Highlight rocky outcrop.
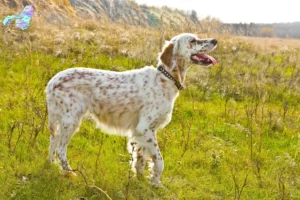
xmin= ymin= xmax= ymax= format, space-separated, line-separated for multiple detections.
xmin=69 ymin=0 xmax=148 ymax=25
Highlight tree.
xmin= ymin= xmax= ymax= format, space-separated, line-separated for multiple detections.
xmin=261 ymin=27 xmax=275 ymax=37
xmin=189 ymin=10 xmax=199 ymax=24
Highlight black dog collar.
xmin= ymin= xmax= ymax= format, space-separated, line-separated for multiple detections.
xmin=157 ymin=65 xmax=184 ymax=90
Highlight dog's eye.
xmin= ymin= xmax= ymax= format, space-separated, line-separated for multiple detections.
xmin=190 ymin=38 xmax=196 ymax=43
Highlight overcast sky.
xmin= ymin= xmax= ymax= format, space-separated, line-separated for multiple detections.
xmin=135 ymin=0 xmax=300 ymax=23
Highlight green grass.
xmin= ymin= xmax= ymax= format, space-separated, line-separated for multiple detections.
xmin=1 ymin=25 xmax=300 ymax=199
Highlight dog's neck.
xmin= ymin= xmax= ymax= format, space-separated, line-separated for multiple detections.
xmin=158 ymin=57 xmax=188 ymax=90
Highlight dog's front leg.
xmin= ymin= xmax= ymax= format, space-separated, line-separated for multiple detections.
xmin=129 ymin=128 xmax=164 ymax=187
xmin=128 ymin=143 xmax=147 ymax=177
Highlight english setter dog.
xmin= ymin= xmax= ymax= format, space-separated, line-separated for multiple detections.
xmin=46 ymin=33 xmax=217 ymax=187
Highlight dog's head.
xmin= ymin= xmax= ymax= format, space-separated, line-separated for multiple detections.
xmin=160 ymin=33 xmax=217 ymax=69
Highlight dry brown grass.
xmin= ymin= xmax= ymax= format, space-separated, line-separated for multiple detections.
xmin=236 ymin=36 xmax=300 ymax=51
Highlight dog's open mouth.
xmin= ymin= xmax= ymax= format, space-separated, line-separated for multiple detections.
xmin=191 ymin=54 xmax=217 ymax=66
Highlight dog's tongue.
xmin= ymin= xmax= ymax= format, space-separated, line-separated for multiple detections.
xmin=206 ymin=55 xmax=217 ymax=66
xmin=193 ymin=54 xmax=217 ymax=66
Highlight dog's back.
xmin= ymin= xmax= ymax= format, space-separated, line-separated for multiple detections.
xmin=46 ymin=66 xmax=170 ymax=136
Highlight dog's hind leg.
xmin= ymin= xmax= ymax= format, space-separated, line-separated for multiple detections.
xmin=56 ymin=114 xmax=83 ymax=172
xmin=48 ymin=115 xmax=60 ymax=164
xmin=49 ymin=131 xmax=60 ymax=164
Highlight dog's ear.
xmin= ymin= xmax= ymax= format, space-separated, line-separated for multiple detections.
xmin=160 ymin=42 xmax=174 ymax=68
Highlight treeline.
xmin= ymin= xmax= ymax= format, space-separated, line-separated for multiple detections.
xmin=223 ymin=22 xmax=300 ymax=38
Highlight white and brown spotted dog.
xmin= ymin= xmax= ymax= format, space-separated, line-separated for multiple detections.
xmin=46 ymin=33 xmax=217 ymax=187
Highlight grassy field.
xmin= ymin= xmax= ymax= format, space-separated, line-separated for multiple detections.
xmin=237 ymin=36 xmax=300 ymax=51
xmin=1 ymin=22 xmax=300 ymax=200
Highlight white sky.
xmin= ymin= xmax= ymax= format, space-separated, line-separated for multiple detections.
xmin=135 ymin=0 xmax=300 ymax=23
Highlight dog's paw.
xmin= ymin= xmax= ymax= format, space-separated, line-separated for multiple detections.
xmin=65 ymin=171 xmax=77 ymax=179
xmin=150 ymin=179 xmax=164 ymax=188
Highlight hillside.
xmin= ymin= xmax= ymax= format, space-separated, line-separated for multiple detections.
xmin=1 ymin=0 xmax=300 ymax=38
xmin=0 ymin=0 xmax=201 ymax=28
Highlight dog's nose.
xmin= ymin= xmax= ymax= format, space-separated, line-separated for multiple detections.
xmin=211 ymin=39 xmax=218 ymax=46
